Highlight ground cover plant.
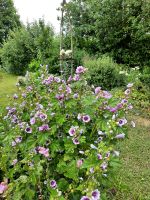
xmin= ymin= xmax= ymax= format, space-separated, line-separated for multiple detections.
xmin=0 ymin=65 xmax=134 ymax=200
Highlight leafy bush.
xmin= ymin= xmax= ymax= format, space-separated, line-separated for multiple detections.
xmin=84 ymin=56 xmax=127 ymax=90
xmin=126 ymin=66 xmax=150 ymax=116
xmin=64 ymin=0 xmax=150 ymax=68
xmin=140 ymin=66 xmax=150 ymax=88
xmin=0 ymin=65 xmax=133 ymax=199
xmin=0 ymin=19 xmax=59 ymax=75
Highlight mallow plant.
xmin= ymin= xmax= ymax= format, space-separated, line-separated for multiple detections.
xmin=0 ymin=65 xmax=134 ymax=200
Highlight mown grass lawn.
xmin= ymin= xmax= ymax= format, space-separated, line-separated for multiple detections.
xmin=0 ymin=71 xmax=17 ymax=107
xmin=113 ymin=116 xmax=150 ymax=200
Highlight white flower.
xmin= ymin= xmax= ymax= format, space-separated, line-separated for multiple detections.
xmin=60 ymin=49 xmax=65 ymax=56
xmin=90 ymin=144 xmax=98 ymax=150
xmin=65 ymin=50 xmax=72 ymax=56
xmin=119 ymin=71 xmax=126 ymax=74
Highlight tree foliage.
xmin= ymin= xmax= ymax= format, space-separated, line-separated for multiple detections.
xmin=0 ymin=19 xmax=59 ymax=75
xmin=64 ymin=0 xmax=150 ymax=67
xmin=0 ymin=0 xmax=21 ymax=45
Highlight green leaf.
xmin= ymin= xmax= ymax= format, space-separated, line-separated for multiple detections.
xmin=64 ymin=160 xmax=78 ymax=180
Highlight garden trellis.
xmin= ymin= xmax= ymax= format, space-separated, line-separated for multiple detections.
xmin=58 ymin=0 xmax=74 ymax=80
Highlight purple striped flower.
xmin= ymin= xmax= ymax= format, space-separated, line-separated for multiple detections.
xmin=25 ymin=127 xmax=32 ymax=133
xmin=77 ymin=159 xmax=83 ymax=168
xmin=73 ymin=93 xmax=78 ymax=99
xmin=82 ymin=115 xmax=90 ymax=123
xmin=56 ymin=93 xmax=65 ymax=101
xmin=66 ymin=86 xmax=72 ymax=94
xmin=91 ymin=189 xmax=100 ymax=200
xmin=80 ymin=196 xmax=90 ymax=200
xmin=97 ymin=153 xmax=102 ymax=160
xmin=22 ymin=93 xmax=26 ymax=98
xmin=95 ymin=87 xmax=101 ymax=94
xmin=0 ymin=182 xmax=8 ymax=194
xmin=125 ymin=89 xmax=130 ymax=95
xmin=102 ymin=91 xmax=112 ymax=99
xmin=30 ymin=117 xmax=36 ymax=125
xmin=12 ymin=159 xmax=18 ymax=165
xmin=69 ymin=127 xmax=76 ymax=136
xmin=115 ymin=133 xmax=125 ymax=139
xmin=73 ymin=74 xmax=80 ymax=81
xmin=12 ymin=141 xmax=16 ymax=147
xmin=118 ymin=118 xmax=127 ymax=127
xmin=54 ymin=77 xmax=61 ymax=83
xmin=101 ymin=162 xmax=108 ymax=170
xmin=73 ymin=138 xmax=80 ymax=145
xmin=76 ymin=66 xmax=86 ymax=74
xmin=50 ymin=180 xmax=57 ymax=189
xmin=38 ymin=124 xmax=49 ymax=132
xmin=38 ymin=147 xmax=49 ymax=157
xmin=39 ymin=113 xmax=47 ymax=121
xmin=15 ymin=136 xmax=22 ymax=143
xmin=13 ymin=94 xmax=18 ymax=99
xmin=26 ymin=86 xmax=33 ymax=92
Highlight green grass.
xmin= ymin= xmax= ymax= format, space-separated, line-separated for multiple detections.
xmin=0 ymin=71 xmax=17 ymax=107
xmin=113 ymin=116 xmax=150 ymax=200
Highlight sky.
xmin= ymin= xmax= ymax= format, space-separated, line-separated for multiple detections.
xmin=13 ymin=0 xmax=68 ymax=33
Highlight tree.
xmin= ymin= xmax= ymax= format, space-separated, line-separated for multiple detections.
xmin=64 ymin=0 xmax=150 ymax=67
xmin=0 ymin=0 xmax=21 ymax=45
xmin=0 ymin=19 xmax=59 ymax=75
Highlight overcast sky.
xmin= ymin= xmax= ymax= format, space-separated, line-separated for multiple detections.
xmin=13 ymin=0 xmax=68 ymax=33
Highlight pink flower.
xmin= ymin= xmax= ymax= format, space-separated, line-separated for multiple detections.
xmin=125 ymin=89 xmax=130 ymax=95
xmin=13 ymin=94 xmax=18 ymax=99
xmin=73 ymin=138 xmax=80 ymax=145
xmin=117 ymin=118 xmax=127 ymax=127
xmin=77 ymin=159 xmax=83 ymax=168
xmin=73 ymin=74 xmax=80 ymax=81
xmin=102 ymin=91 xmax=112 ymax=99
xmin=12 ymin=159 xmax=18 ymax=165
xmin=25 ymin=127 xmax=32 ymax=133
xmin=39 ymin=113 xmax=47 ymax=121
xmin=95 ymin=87 xmax=101 ymax=94
xmin=38 ymin=147 xmax=49 ymax=157
xmin=56 ymin=93 xmax=65 ymax=101
xmin=97 ymin=154 xmax=102 ymax=160
xmin=69 ymin=127 xmax=76 ymax=136
xmin=66 ymin=86 xmax=72 ymax=94
xmin=76 ymin=66 xmax=87 ymax=74
xmin=91 ymin=189 xmax=100 ymax=200
xmin=80 ymin=196 xmax=90 ymax=200
xmin=0 ymin=182 xmax=8 ymax=194
xmin=30 ymin=117 xmax=36 ymax=125
xmin=115 ymin=133 xmax=125 ymax=139
xmin=38 ymin=124 xmax=49 ymax=132
xmin=50 ymin=180 xmax=57 ymax=188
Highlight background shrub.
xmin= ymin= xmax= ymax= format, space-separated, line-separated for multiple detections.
xmin=0 ymin=19 xmax=59 ymax=75
xmin=84 ymin=55 xmax=127 ymax=90
xmin=140 ymin=66 xmax=150 ymax=88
